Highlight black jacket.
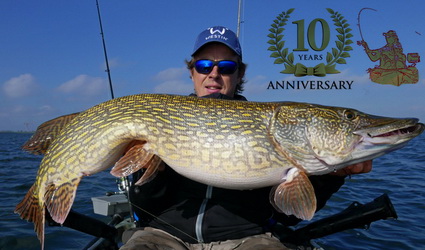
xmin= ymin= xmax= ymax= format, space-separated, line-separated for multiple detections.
xmin=129 ymin=93 xmax=345 ymax=243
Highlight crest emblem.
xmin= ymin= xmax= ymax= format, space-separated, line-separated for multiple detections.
xmin=267 ymin=8 xmax=354 ymax=77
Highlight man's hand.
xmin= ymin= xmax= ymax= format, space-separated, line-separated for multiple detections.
xmin=331 ymin=160 xmax=373 ymax=176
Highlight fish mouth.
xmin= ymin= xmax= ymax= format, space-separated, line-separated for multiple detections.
xmin=354 ymin=118 xmax=424 ymax=145
xmin=369 ymin=124 xmax=423 ymax=138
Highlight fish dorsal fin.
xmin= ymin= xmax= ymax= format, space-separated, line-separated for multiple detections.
xmin=270 ymin=169 xmax=316 ymax=220
xmin=22 ymin=113 xmax=80 ymax=155
xmin=44 ymin=177 xmax=81 ymax=225
xmin=110 ymin=141 xmax=163 ymax=183
xmin=14 ymin=184 xmax=46 ymax=249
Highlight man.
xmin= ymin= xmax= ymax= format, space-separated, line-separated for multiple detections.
xmin=121 ymin=26 xmax=372 ymax=249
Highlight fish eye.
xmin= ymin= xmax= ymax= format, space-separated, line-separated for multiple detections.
xmin=343 ymin=110 xmax=356 ymax=120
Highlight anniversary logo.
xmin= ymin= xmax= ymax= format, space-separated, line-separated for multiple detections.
xmin=266 ymin=7 xmax=420 ymax=90
xmin=267 ymin=8 xmax=354 ymax=90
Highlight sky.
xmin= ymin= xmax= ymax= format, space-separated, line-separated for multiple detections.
xmin=1 ymin=0 xmax=424 ymax=131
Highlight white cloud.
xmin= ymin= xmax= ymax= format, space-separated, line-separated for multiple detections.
xmin=36 ymin=105 xmax=55 ymax=115
xmin=154 ymin=80 xmax=193 ymax=95
xmin=2 ymin=74 xmax=37 ymax=98
xmin=243 ymin=75 xmax=269 ymax=95
xmin=99 ymin=58 xmax=120 ymax=71
xmin=153 ymin=67 xmax=188 ymax=82
xmin=57 ymin=74 xmax=107 ymax=96
xmin=11 ymin=105 xmax=26 ymax=113
xmin=152 ymin=67 xmax=193 ymax=94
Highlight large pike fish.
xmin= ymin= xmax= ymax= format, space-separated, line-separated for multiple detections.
xmin=15 ymin=94 xmax=424 ymax=249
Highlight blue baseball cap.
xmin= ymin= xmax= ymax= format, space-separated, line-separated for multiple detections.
xmin=192 ymin=26 xmax=242 ymax=58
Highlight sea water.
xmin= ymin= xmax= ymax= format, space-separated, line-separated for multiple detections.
xmin=0 ymin=132 xmax=424 ymax=249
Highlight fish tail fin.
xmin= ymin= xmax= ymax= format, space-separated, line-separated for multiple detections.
xmin=44 ymin=177 xmax=81 ymax=224
xmin=270 ymin=170 xmax=317 ymax=220
xmin=14 ymin=184 xmax=46 ymax=250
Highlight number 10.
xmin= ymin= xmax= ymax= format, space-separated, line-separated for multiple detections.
xmin=292 ymin=18 xmax=330 ymax=51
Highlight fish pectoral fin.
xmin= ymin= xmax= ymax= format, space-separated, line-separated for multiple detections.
xmin=44 ymin=177 xmax=81 ymax=225
xmin=14 ymin=184 xmax=46 ymax=249
xmin=110 ymin=141 xmax=162 ymax=178
xmin=134 ymin=155 xmax=163 ymax=185
xmin=270 ymin=169 xmax=317 ymax=220
xmin=22 ymin=113 xmax=80 ymax=155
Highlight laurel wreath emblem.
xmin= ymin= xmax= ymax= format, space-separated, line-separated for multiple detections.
xmin=267 ymin=8 xmax=354 ymax=76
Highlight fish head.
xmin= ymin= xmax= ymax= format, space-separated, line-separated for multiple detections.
xmin=272 ymin=103 xmax=424 ymax=173
xmin=348 ymin=113 xmax=424 ymax=164
xmin=310 ymin=106 xmax=423 ymax=164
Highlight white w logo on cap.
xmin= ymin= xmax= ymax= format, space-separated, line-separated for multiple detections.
xmin=209 ymin=28 xmax=226 ymax=35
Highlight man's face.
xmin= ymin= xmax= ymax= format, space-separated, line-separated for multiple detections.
xmin=191 ymin=43 xmax=241 ymax=97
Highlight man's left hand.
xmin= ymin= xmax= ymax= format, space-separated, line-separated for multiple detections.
xmin=331 ymin=160 xmax=373 ymax=176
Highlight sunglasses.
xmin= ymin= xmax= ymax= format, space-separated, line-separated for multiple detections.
xmin=194 ymin=60 xmax=238 ymax=75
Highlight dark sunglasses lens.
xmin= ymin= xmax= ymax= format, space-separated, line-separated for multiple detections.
xmin=195 ymin=60 xmax=214 ymax=74
xmin=195 ymin=60 xmax=238 ymax=74
xmin=218 ymin=61 xmax=238 ymax=74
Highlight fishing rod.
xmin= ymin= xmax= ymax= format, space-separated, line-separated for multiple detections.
xmin=96 ymin=0 xmax=134 ymax=221
xmin=96 ymin=0 xmax=115 ymax=99
xmin=236 ymin=0 xmax=243 ymax=37
xmin=95 ymin=0 xmax=135 ymax=225
xmin=357 ymin=8 xmax=377 ymax=44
